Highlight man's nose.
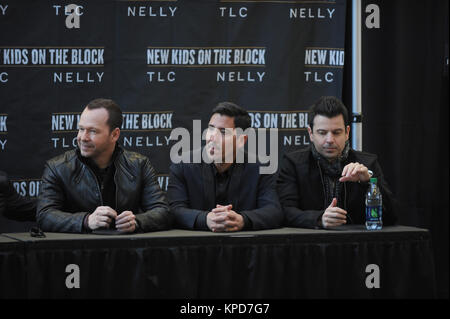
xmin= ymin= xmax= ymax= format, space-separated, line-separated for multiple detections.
xmin=325 ymin=132 xmax=334 ymax=143
xmin=207 ymin=128 xmax=219 ymax=142
xmin=79 ymin=130 xmax=89 ymax=141
xmin=206 ymin=131 xmax=213 ymax=142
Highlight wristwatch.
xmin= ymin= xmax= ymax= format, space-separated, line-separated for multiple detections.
xmin=368 ymin=170 xmax=374 ymax=178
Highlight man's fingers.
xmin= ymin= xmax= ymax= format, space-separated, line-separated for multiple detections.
xmin=341 ymin=165 xmax=349 ymax=177
xmin=116 ymin=211 xmax=134 ymax=224
xmin=115 ymin=218 xmax=135 ymax=226
xmin=216 ymin=204 xmax=232 ymax=208
xmin=212 ymin=207 xmax=228 ymax=213
xmin=349 ymin=163 xmax=359 ymax=175
xmin=97 ymin=206 xmax=118 ymax=219
xmin=116 ymin=222 xmax=135 ymax=233
xmin=98 ymin=215 xmax=112 ymax=223
xmin=351 ymin=164 xmax=363 ymax=176
xmin=212 ymin=205 xmax=232 ymax=213
xmin=96 ymin=221 xmax=110 ymax=228
xmin=327 ymin=206 xmax=347 ymax=215
xmin=116 ymin=216 xmax=135 ymax=226
xmin=342 ymin=163 xmax=357 ymax=177
xmin=326 ymin=212 xmax=347 ymax=220
xmin=323 ymin=215 xmax=347 ymax=228
xmin=328 ymin=198 xmax=338 ymax=208
xmin=116 ymin=212 xmax=136 ymax=233
xmin=116 ymin=221 xmax=133 ymax=229
xmin=211 ymin=223 xmax=225 ymax=232
xmin=341 ymin=162 xmax=368 ymax=180
xmin=211 ymin=214 xmax=227 ymax=223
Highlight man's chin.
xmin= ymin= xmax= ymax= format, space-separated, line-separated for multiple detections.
xmin=79 ymin=149 xmax=94 ymax=158
xmin=322 ymin=153 xmax=338 ymax=161
xmin=321 ymin=150 xmax=339 ymax=160
xmin=206 ymin=153 xmax=221 ymax=163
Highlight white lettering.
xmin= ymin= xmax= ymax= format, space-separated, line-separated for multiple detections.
xmin=127 ymin=6 xmax=177 ymax=17
xmin=53 ymin=72 xmax=104 ymax=83
xmin=0 ymin=72 xmax=7 ymax=82
xmin=146 ymin=71 xmax=176 ymax=82
xmin=0 ymin=4 xmax=8 ymax=15
xmin=216 ymin=71 xmax=265 ymax=82
xmin=0 ymin=139 xmax=6 ymax=150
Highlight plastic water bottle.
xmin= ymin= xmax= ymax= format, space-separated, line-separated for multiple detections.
xmin=365 ymin=177 xmax=383 ymax=230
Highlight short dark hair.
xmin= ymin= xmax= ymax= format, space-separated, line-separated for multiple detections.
xmin=308 ymin=96 xmax=349 ymax=130
xmin=211 ymin=102 xmax=251 ymax=130
xmin=86 ymin=98 xmax=122 ymax=131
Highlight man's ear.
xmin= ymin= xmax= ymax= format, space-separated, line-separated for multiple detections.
xmin=236 ymin=134 xmax=248 ymax=149
xmin=307 ymin=126 xmax=314 ymax=141
xmin=111 ymin=127 xmax=120 ymax=142
xmin=345 ymin=125 xmax=350 ymax=141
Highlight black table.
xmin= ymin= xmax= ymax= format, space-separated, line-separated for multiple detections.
xmin=0 ymin=226 xmax=436 ymax=298
xmin=0 ymin=234 xmax=26 ymax=298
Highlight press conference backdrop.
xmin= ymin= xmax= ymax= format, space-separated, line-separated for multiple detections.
xmin=0 ymin=0 xmax=346 ymax=223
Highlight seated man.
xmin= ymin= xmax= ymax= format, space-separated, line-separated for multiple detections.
xmin=277 ymin=96 xmax=397 ymax=228
xmin=0 ymin=171 xmax=36 ymax=221
xmin=168 ymin=102 xmax=283 ymax=232
xmin=37 ymin=98 xmax=170 ymax=233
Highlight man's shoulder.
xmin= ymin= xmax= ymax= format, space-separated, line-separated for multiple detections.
xmin=283 ymin=147 xmax=311 ymax=163
xmin=121 ymin=148 xmax=149 ymax=163
xmin=349 ymin=149 xmax=378 ymax=164
xmin=46 ymin=149 xmax=78 ymax=168
xmin=169 ymin=148 xmax=204 ymax=169
xmin=119 ymin=148 xmax=157 ymax=174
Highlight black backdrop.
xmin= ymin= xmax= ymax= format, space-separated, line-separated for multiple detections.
xmin=0 ymin=0 xmax=346 ymax=228
xmin=0 ymin=0 xmax=448 ymax=298
xmin=352 ymin=0 xmax=448 ymax=298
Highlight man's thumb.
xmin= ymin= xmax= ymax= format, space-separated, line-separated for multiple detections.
xmin=329 ymin=198 xmax=337 ymax=208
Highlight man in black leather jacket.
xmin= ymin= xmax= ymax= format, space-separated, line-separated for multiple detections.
xmin=0 ymin=171 xmax=36 ymax=221
xmin=277 ymin=96 xmax=397 ymax=229
xmin=37 ymin=98 xmax=170 ymax=233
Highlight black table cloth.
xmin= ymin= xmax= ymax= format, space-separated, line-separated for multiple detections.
xmin=0 ymin=226 xmax=436 ymax=298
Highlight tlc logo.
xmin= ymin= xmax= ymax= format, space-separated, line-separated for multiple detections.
xmin=53 ymin=4 xmax=83 ymax=29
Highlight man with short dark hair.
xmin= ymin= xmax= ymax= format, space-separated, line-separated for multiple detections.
xmin=37 ymin=98 xmax=170 ymax=233
xmin=277 ymin=96 xmax=397 ymax=228
xmin=168 ymin=102 xmax=283 ymax=232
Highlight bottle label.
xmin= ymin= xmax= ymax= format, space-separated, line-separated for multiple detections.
xmin=366 ymin=206 xmax=382 ymax=221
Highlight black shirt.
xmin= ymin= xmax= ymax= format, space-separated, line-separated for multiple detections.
xmin=79 ymin=147 xmax=119 ymax=230
xmin=194 ymin=163 xmax=251 ymax=230
xmin=213 ymin=163 xmax=234 ymax=206
xmin=89 ymin=162 xmax=116 ymax=209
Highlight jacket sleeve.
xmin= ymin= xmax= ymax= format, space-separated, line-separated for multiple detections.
xmin=0 ymin=171 xmax=36 ymax=222
xmin=167 ymin=163 xmax=209 ymax=230
xmin=277 ymin=155 xmax=323 ymax=229
xmin=37 ymin=162 xmax=88 ymax=233
xmin=135 ymin=158 xmax=172 ymax=232
xmin=239 ymin=172 xmax=284 ymax=230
